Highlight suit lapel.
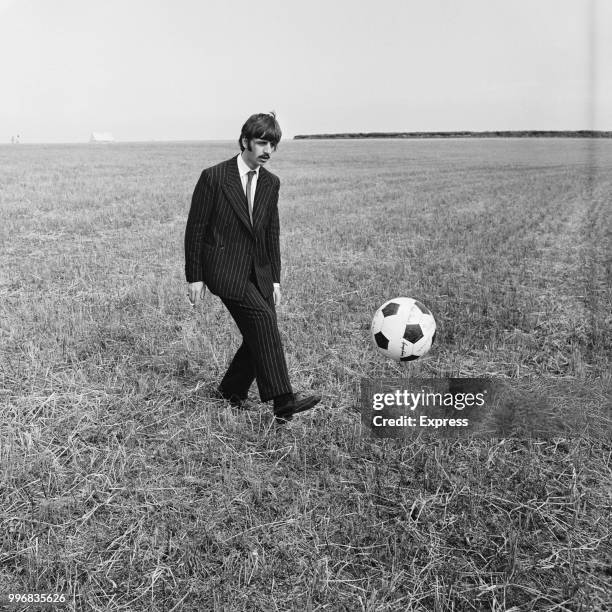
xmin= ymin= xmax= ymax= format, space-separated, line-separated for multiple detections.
xmin=252 ymin=169 xmax=273 ymax=230
xmin=221 ymin=157 xmax=253 ymax=234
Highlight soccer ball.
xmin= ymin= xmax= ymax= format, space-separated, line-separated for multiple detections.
xmin=371 ymin=297 xmax=436 ymax=361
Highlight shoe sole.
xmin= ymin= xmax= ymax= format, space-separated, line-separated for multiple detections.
xmin=274 ymin=397 xmax=321 ymax=423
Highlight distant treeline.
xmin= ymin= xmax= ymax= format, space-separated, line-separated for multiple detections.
xmin=294 ymin=131 xmax=612 ymax=140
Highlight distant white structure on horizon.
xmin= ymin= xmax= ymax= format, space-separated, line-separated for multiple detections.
xmin=89 ymin=132 xmax=115 ymax=143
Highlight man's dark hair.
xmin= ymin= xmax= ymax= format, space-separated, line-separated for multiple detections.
xmin=239 ymin=112 xmax=282 ymax=151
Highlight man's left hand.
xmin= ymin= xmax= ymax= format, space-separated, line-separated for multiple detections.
xmin=273 ymin=284 xmax=281 ymax=307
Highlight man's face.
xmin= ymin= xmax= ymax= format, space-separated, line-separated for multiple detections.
xmin=241 ymin=137 xmax=274 ymax=169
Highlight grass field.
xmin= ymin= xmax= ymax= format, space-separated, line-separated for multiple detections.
xmin=0 ymin=138 xmax=610 ymax=611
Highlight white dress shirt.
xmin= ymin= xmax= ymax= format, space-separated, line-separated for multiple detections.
xmin=237 ymin=153 xmax=259 ymax=203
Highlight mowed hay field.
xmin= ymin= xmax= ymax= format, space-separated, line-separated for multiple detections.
xmin=0 ymin=138 xmax=610 ymax=611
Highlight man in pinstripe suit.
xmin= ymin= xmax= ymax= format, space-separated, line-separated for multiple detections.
xmin=184 ymin=112 xmax=321 ymax=424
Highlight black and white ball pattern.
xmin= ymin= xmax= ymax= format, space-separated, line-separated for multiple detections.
xmin=371 ymin=297 xmax=437 ymax=361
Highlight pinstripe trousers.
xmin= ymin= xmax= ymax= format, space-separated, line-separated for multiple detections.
xmin=219 ymin=274 xmax=292 ymax=403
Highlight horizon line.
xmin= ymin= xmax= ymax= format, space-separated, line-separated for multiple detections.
xmin=4 ymin=129 xmax=612 ymax=145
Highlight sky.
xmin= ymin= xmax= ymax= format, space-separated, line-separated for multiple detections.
xmin=0 ymin=0 xmax=610 ymax=142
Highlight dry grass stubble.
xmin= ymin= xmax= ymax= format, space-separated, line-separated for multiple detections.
xmin=0 ymin=139 xmax=610 ymax=610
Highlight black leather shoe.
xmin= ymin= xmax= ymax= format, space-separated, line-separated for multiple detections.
xmin=274 ymin=394 xmax=321 ymax=424
xmin=214 ymin=387 xmax=247 ymax=409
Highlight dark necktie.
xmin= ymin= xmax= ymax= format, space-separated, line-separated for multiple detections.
xmin=246 ymin=170 xmax=255 ymax=225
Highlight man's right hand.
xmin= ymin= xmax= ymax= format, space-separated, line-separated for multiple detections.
xmin=187 ymin=281 xmax=205 ymax=307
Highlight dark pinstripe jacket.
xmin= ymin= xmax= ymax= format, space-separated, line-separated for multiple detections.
xmin=184 ymin=156 xmax=281 ymax=300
